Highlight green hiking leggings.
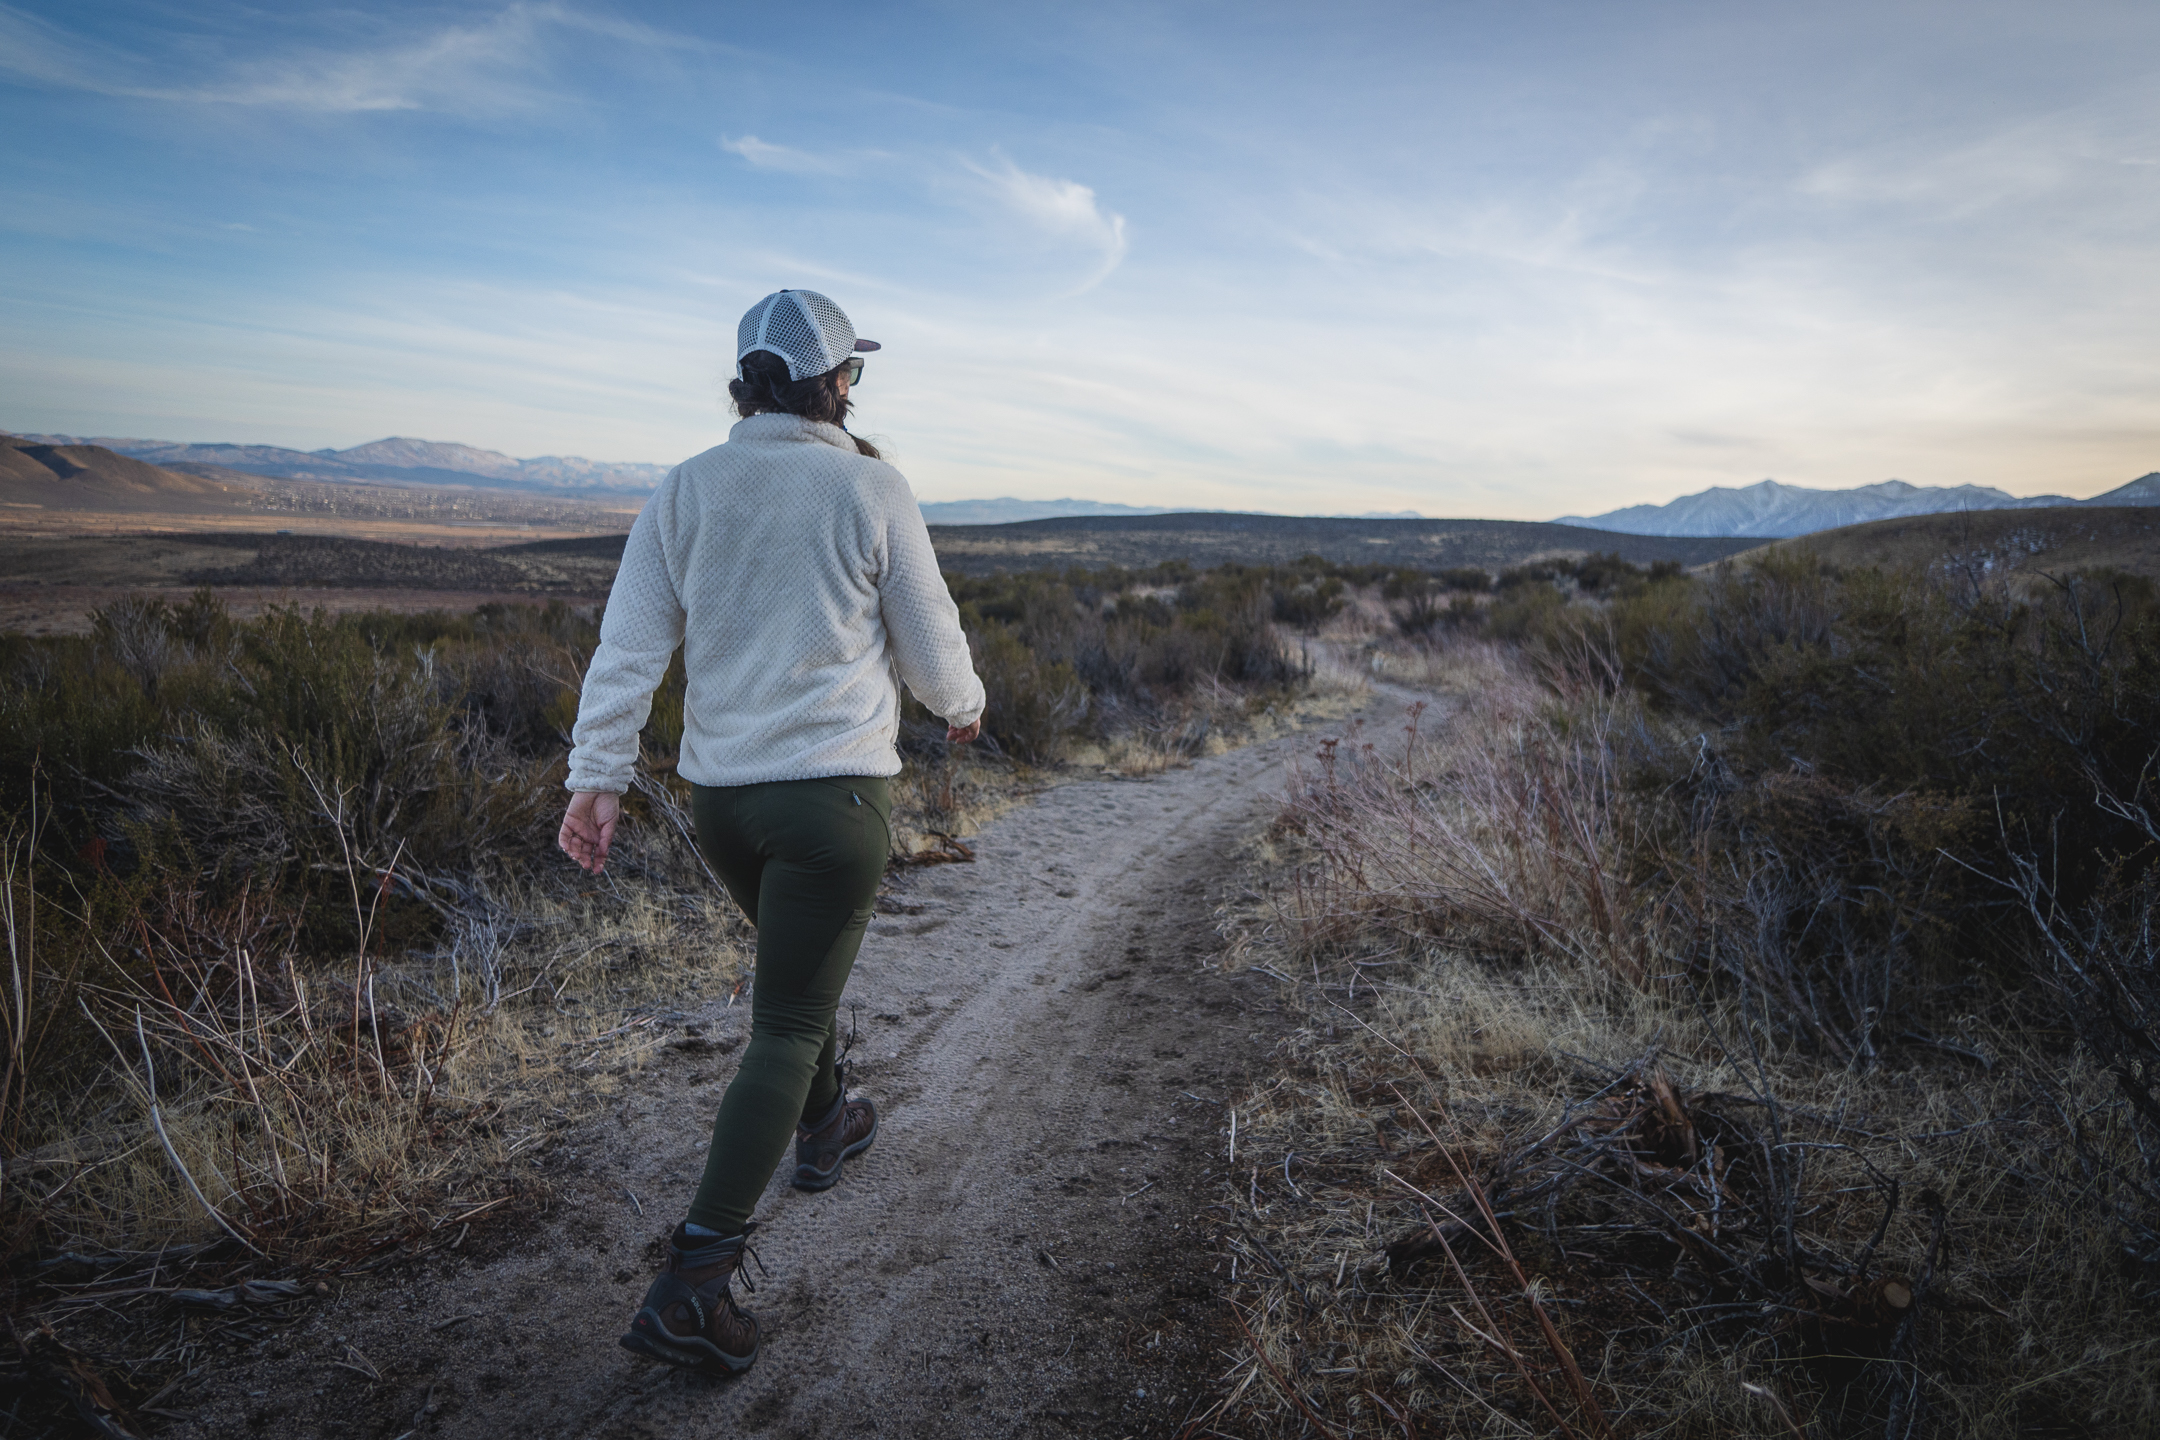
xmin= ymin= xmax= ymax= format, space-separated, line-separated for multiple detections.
xmin=684 ymin=775 xmax=890 ymax=1235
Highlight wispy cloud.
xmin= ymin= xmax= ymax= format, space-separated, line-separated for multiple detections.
xmin=185 ymin=10 xmax=555 ymax=114
xmin=719 ymin=134 xmax=846 ymax=174
xmin=0 ymin=3 xmax=133 ymax=95
xmin=968 ymin=156 xmax=1129 ymax=292
xmin=0 ymin=2 xmax=702 ymax=115
xmin=1798 ymin=85 xmax=2160 ymax=220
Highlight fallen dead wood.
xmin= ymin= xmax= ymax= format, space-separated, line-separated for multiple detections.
xmin=891 ymin=831 xmax=976 ymax=868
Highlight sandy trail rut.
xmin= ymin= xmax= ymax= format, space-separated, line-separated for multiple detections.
xmin=179 ymin=697 xmax=1389 ymax=1439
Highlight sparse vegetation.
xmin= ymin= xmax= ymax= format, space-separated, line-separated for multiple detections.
xmin=921 ymin=513 xmax=1759 ymax=577
xmin=1207 ymin=555 xmax=2160 ymax=1438
xmin=25 ymin=544 xmax=2156 ymax=1434
xmin=1755 ymin=504 xmax=2160 ymax=582
xmin=0 ymin=593 xmax=764 ymax=1431
xmin=0 ymin=559 xmax=1362 ymax=1428
xmin=933 ymin=558 xmax=1376 ymax=768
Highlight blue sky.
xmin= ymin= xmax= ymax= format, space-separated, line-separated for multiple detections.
xmin=2 ymin=2 xmax=2156 ymax=518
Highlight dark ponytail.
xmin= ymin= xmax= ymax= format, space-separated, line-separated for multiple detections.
xmin=728 ymin=350 xmax=882 ymax=459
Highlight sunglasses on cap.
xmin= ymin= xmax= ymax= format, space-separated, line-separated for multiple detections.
xmin=839 ymin=357 xmax=864 ymax=385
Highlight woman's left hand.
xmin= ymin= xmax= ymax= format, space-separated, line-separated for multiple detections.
xmin=559 ymin=790 xmax=622 ymax=874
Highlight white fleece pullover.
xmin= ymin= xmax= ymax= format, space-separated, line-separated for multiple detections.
xmin=565 ymin=413 xmax=985 ymax=793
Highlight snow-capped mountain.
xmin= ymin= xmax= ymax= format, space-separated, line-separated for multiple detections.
xmin=1555 ymin=476 xmax=2160 ymax=538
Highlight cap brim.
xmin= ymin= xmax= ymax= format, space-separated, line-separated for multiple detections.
xmin=853 ymin=339 xmax=881 ymax=352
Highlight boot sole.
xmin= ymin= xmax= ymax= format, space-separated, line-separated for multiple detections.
xmin=619 ymin=1308 xmax=758 ymax=1375
xmin=791 ymin=1113 xmax=879 ymax=1191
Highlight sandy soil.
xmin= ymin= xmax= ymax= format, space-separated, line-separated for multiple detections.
xmin=159 ymin=694 xmax=1397 ymax=1439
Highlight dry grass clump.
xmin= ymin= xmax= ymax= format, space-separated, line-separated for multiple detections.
xmin=2 ymin=784 xmax=746 ymax=1243
xmin=1 ymin=780 xmax=748 ymax=1432
xmin=1199 ymin=640 xmax=2159 ymax=1439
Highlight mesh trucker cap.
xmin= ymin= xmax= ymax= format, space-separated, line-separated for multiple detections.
xmin=736 ymin=289 xmax=881 ymax=381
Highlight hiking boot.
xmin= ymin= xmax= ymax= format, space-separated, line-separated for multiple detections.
xmin=619 ymin=1225 xmax=761 ymax=1374
xmin=792 ymin=1081 xmax=878 ymax=1191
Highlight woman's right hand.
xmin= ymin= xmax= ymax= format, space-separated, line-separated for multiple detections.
xmin=947 ymin=718 xmax=981 ymax=744
xmin=559 ymin=790 xmax=622 ymax=875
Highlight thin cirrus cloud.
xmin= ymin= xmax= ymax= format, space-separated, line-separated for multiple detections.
xmin=966 ymin=156 xmax=1129 ymax=293
xmin=1798 ymin=83 xmax=2160 ymax=221
xmin=716 ymin=136 xmax=1131 ymax=294
xmin=719 ymin=134 xmax=848 ymax=175
xmin=177 ymin=13 xmax=554 ymax=114
xmin=0 ymin=1 xmax=701 ymax=114
xmin=0 ymin=3 xmax=155 ymax=96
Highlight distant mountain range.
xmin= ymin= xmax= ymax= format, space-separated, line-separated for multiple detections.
xmin=11 ymin=432 xmax=670 ymax=495
xmin=916 ymin=497 xmax=1425 ymax=524
xmin=917 ymin=497 xmax=1180 ymax=524
xmin=1558 ymin=475 xmax=2160 ymax=538
xmin=3 ymin=431 xmax=1431 ymax=522
xmin=59 ymin=426 xmax=2148 ymax=542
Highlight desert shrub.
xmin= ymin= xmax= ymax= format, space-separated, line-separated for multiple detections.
xmin=1272 ymin=575 xmax=1345 ymax=630
xmin=1495 ymin=559 xmax=1571 ymax=591
xmin=1609 ymin=559 xmax=2160 ymax=980
xmin=1384 ymin=567 xmax=1490 ymax=599
xmin=1539 ymin=554 xmax=2160 ymax=1272
xmin=939 ymin=559 xmax=1308 ymax=757
xmin=0 ymin=634 xmax=159 ymax=845
xmin=1379 ymin=569 xmax=1425 ymax=601
xmin=1395 ymin=588 xmax=1445 ymax=636
xmin=1483 ymin=579 xmax=1568 ymax=643
xmin=1185 ymin=577 xmax=1297 ymax=687
xmin=968 ymin=627 xmax=1087 ymax=763
xmin=1571 ymin=549 xmax=1640 ymax=593
xmin=1224 ymin=639 xmax=2160 ymax=1439
xmin=3 ymin=597 xmax=603 ymax=939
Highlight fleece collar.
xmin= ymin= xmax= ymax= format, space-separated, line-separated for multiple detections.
xmin=728 ymin=412 xmax=858 ymax=453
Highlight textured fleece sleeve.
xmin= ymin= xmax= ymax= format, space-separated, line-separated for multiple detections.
xmin=880 ymin=487 xmax=985 ymax=726
xmin=566 ymin=496 xmax=685 ymax=793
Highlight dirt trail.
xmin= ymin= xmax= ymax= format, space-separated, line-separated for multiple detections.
xmin=175 ymin=693 xmax=1397 ymax=1439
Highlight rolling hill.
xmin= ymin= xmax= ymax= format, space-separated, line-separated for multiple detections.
xmin=0 ymin=436 xmax=244 ymax=512
xmin=513 ymin=512 xmax=1762 ymax=577
xmin=916 ymin=512 xmax=1760 ymax=575
xmin=0 ymin=432 xmax=647 ymax=542
xmin=1750 ymin=505 xmax=2160 ymax=580
xmin=917 ymin=497 xmax=1184 ymax=524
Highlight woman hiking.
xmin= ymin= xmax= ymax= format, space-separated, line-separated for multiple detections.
xmin=555 ymin=288 xmax=986 ymax=1376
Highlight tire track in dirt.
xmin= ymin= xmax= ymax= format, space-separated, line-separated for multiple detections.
xmin=174 ymin=692 xmax=1397 ymax=1440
